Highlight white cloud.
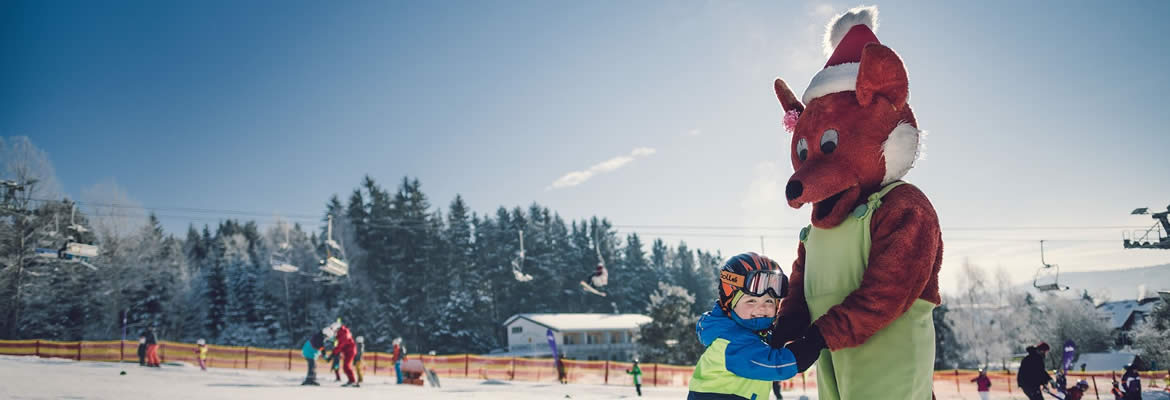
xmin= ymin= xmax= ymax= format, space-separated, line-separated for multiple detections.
xmin=547 ymin=147 xmax=657 ymax=190
xmin=631 ymin=147 xmax=657 ymax=157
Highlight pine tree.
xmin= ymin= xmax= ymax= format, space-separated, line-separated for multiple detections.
xmin=637 ymin=282 xmax=704 ymax=365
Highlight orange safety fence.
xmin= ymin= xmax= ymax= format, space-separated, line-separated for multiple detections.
xmin=4 ymin=339 xmax=1169 ymax=394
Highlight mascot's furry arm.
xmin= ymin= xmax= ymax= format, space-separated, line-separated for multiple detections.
xmin=817 ymin=185 xmax=941 ymax=350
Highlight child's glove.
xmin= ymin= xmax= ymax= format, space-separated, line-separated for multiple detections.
xmin=783 ymin=325 xmax=826 ymax=373
xmin=769 ymin=313 xmax=811 ymax=348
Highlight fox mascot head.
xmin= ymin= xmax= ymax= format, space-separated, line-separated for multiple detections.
xmin=774 ymin=6 xmax=922 ymax=229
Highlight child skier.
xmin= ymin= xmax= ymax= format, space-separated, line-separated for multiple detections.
xmin=971 ymin=369 xmax=992 ymax=400
xmin=353 ymin=336 xmax=365 ymax=384
xmin=301 ymin=322 xmax=337 ymax=386
xmin=1062 ymin=379 xmax=1089 ymax=400
xmin=625 ymin=358 xmax=643 ymax=396
xmin=688 ymin=253 xmax=822 ymax=400
xmin=392 ymin=338 xmax=407 ymax=384
xmin=195 ymin=339 xmax=208 ymax=371
xmin=136 ymin=335 xmax=147 ymax=366
xmin=327 ymin=340 xmax=341 ymax=382
xmin=1111 ymin=379 xmax=1126 ymax=400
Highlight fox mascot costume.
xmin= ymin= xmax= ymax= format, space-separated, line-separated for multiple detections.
xmin=770 ymin=6 xmax=943 ymax=400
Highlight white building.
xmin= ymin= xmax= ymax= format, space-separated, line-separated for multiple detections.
xmin=502 ymin=313 xmax=651 ymax=361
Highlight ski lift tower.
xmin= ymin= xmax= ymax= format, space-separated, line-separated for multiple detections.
xmin=1 ymin=180 xmax=27 ymax=213
xmin=1123 ymin=204 xmax=1170 ymax=249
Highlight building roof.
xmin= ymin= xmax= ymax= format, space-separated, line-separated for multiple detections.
xmin=504 ymin=313 xmax=652 ymax=332
xmin=1097 ymin=299 xmax=1161 ymax=330
xmin=1074 ymin=352 xmax=1137 ymax=372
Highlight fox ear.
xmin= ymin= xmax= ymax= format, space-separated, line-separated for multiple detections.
xmin=774 ymin=78 xmax=804 ymax=114
xmin=855 ymin=43 xmax=909 ymax=108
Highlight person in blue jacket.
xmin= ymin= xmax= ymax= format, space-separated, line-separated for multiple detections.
xmin=688 ymin=253 xmax=822 ymax=400
xmin=301 ymin=322 xmax=338 ymax=386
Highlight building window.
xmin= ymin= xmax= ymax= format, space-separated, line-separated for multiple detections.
xmin=511 ymin=326 xmax=522 ymax=334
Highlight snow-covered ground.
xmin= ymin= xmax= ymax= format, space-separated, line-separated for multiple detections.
xmin=0 ymin=355 xmax=691 ymax=400
xmin=1 ymin=355 xmax=1166 ymax=400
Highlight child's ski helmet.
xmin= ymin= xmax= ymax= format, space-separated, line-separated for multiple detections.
xmin=717 ymin=252 xmax=787 ymax=312
xmin=196 ymin=339 xmax=206 ymax=345
xmin=356 ymin=336 xmax=364 ymax=343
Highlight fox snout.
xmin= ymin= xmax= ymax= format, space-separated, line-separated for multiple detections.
xmin=785 ymin=180 xmax=803 ymax=202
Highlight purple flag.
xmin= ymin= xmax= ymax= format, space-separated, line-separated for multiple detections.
xmin=547 ymin=329 xmax=560 ymax=361
xmin=1061 ymin=340 xmax=1077 ymax=373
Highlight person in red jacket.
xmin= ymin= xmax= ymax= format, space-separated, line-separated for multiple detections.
xmin=334 ymin=323 xmax=358 ymax=387
xmin=1062 ymin=380 xmax=1089 ymax=400
xmin=970 ymin=369 xmax=993 ymax=400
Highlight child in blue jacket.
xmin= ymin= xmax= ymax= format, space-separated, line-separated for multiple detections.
xmin=688 ymin=253 xmax=822 ymax=400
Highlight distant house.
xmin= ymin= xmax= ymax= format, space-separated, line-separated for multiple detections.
xmin=501 ymin=313 xmax=652 ymax=361
xmin=1096 ymin=296 xmax=1164 ymax=346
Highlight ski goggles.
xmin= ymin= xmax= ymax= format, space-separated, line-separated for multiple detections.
xmin=720 ymin=269 xmax=788 ymax=299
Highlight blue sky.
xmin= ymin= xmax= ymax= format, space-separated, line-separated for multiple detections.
xmin=4 ymin=1 xmax=1168 ymax=296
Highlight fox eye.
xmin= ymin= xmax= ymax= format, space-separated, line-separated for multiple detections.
xmin=796 ymin=138 xmax=809 ymax=161
xmin=821 ymin=129 xmax=839 ymax=154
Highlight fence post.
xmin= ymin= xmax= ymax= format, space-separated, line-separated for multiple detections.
xmin=604 ymin=360 xmax=609 ymax=384
xmin=954 ymin=369 xmax=960 ymax=392
xmin=511 ymin=357 xmax=517 ymax=381
xmin=802 ymin=371 xmax=807 ymax=392
xmin=373 ymin=353 xmax=378 ymax=375
xmin=465 ymin=354 xmax=470 ymax=378
xmin=244 ymin=347 xmax=249 ymax=369
xmin=1090 ymin=375 xmax=1099 ymax=400
xmin=653 ymin=363 xmax=658 ymax=387
xmin=35 ymin=340 xmax=40 ymax=357
xmin=120 ymin=340 xmax=124 ymax=363
xmin=76 ymin=342 xmax=82 ymax=361
xmin=287 ymin=349 xmax=292 ymax=370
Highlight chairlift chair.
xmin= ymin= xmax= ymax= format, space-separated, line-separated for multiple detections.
xmin=271 ymin=256 xmax=300 ymax=273
xmin=1124 ymin=204 xmax=1170 ymax=249
xmin=510 ymin=229 xmax=533 ymax=282
xmin=317 ymin=215 xmax=349 ymax=277
xmin=1033 ymin=240 xmax=1068 ymax=292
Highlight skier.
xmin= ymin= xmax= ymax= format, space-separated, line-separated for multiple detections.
xmin=625 ymin=358 xmax=642 ymax=396
xmin=142 ymin=326 xmax=161 ymax=368
xmin=392 ymin=338 xmax=408 ymax=384
xmin=136 ymin=335 xmax=147 ymax=366
xmin=1060 ymin=379 xmax=1089 ymax=400
xmin=688 ymin=253 xmax=820 ymax=400
xmin=580 ymin=263 xmax=608 ymax=296
xmin=1054 ymin=370 xmax=1068 ymax=396
xmin=353 ymin=336 xmax=365 ymax=384
xmin=327 ymin=339 xmax=341 ymax=382
xmin=335 ymin=323 xmax=358 ymax=387
xmin=1122 ymin=364 xmax=1142 ymax=400
xmin=301 ymin=323 xmax=337 ymax=386
xmin=1111 ymin=380 xmax=1126 ymax=400
xmin=195 ymin=339 xmax=208 ymax=371
xmin=971 ymin=368 xmax=992 ymax=400
xmin=1018 ymin=342 xmax=1053 ymax=400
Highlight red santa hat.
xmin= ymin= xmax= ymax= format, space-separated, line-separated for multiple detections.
xmin=802 ymin=6 xmax=882 ymax=104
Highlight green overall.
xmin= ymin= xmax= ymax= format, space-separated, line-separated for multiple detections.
xmin=800 ymin=181 xmax=935 ymax=400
